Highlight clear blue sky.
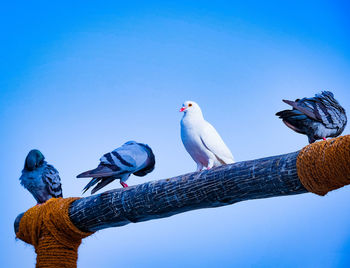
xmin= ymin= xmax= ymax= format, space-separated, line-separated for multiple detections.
xmin=1 ymin=1 xmax=350 ymax=267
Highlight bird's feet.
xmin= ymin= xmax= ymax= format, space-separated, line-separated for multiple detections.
xmin=196 ymin=163 xmax=204 ymax=172
xmin=323 ymin=137 xmax=327 ymax=141
xmin=120 ymin=182 xmax=129 ymax=188
xmin=207 ymin=159 xmax=214 ymax=170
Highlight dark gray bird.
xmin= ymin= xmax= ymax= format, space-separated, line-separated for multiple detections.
xmin=19 ymin=149 xmax=63 ymax=204
xmin=276 ymin=91 xmax=347 ymax=143
xmin=77 ymin=141 xmax=155 ymax=194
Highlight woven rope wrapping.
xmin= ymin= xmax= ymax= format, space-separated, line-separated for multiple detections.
xmin=16 ymin=198 xmax=94 ymax=268
xmin=297 ymin=135 xmax=350 ymax=196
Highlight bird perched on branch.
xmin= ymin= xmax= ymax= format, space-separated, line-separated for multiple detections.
xmin=77 ymin=141 xmax=155 ymax=194
xmin=180 ymin=101 xmax=235 ymax=171
xmin=276 ymin=91 xmax=347 ymax=143
xmin=19 ymin=149 xmax=63 ymax=204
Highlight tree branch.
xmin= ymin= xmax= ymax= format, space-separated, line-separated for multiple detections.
xmin=15 ymin=150 xmax=307 ymax=233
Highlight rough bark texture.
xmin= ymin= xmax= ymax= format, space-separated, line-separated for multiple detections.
xmin=15 ymin=151 xmax=307 ymax=233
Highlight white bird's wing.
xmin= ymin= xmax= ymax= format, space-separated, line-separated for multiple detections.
xmin=200 ymin=121 xmax=234 ymax=164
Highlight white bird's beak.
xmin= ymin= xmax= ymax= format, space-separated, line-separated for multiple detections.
xmin=180 ymin=107 xmax=187 ymax=112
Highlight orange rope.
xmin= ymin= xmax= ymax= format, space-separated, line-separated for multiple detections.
xmin=297 ymin=135 xmax=350 ymax=196
xmin=16 ymin=198 xmax=94 ymax=268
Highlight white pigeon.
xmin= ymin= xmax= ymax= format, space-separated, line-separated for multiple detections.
xmin=180 ymin=101 xmax=235 ymax=171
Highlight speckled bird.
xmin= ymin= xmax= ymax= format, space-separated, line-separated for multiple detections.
xmin=77 ymin=141 xmax=155 ymax=194
xmin=19 ymin=149 xmax=63 ymax=204
xmin=276 ymin=91 xmax=347 ymax=143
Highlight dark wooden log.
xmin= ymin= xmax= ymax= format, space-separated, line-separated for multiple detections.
xmin=15 ymin=150 xmax=307 ymax=233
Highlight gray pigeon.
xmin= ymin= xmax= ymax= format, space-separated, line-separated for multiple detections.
xmin=276 ymin=91 xmax=347 ymax=143
xmin=77 ymin=141 xmax=155 ymax=194
xmin=19 ymin=149 xmax=63 ymax=204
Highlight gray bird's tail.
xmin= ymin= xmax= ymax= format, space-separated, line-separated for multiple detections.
xmin=82 ymin=177 xmax=119 ymax=195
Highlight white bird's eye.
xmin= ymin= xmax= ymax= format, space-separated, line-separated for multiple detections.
xmin=188 ymin=103 xmax=192 ymax=107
